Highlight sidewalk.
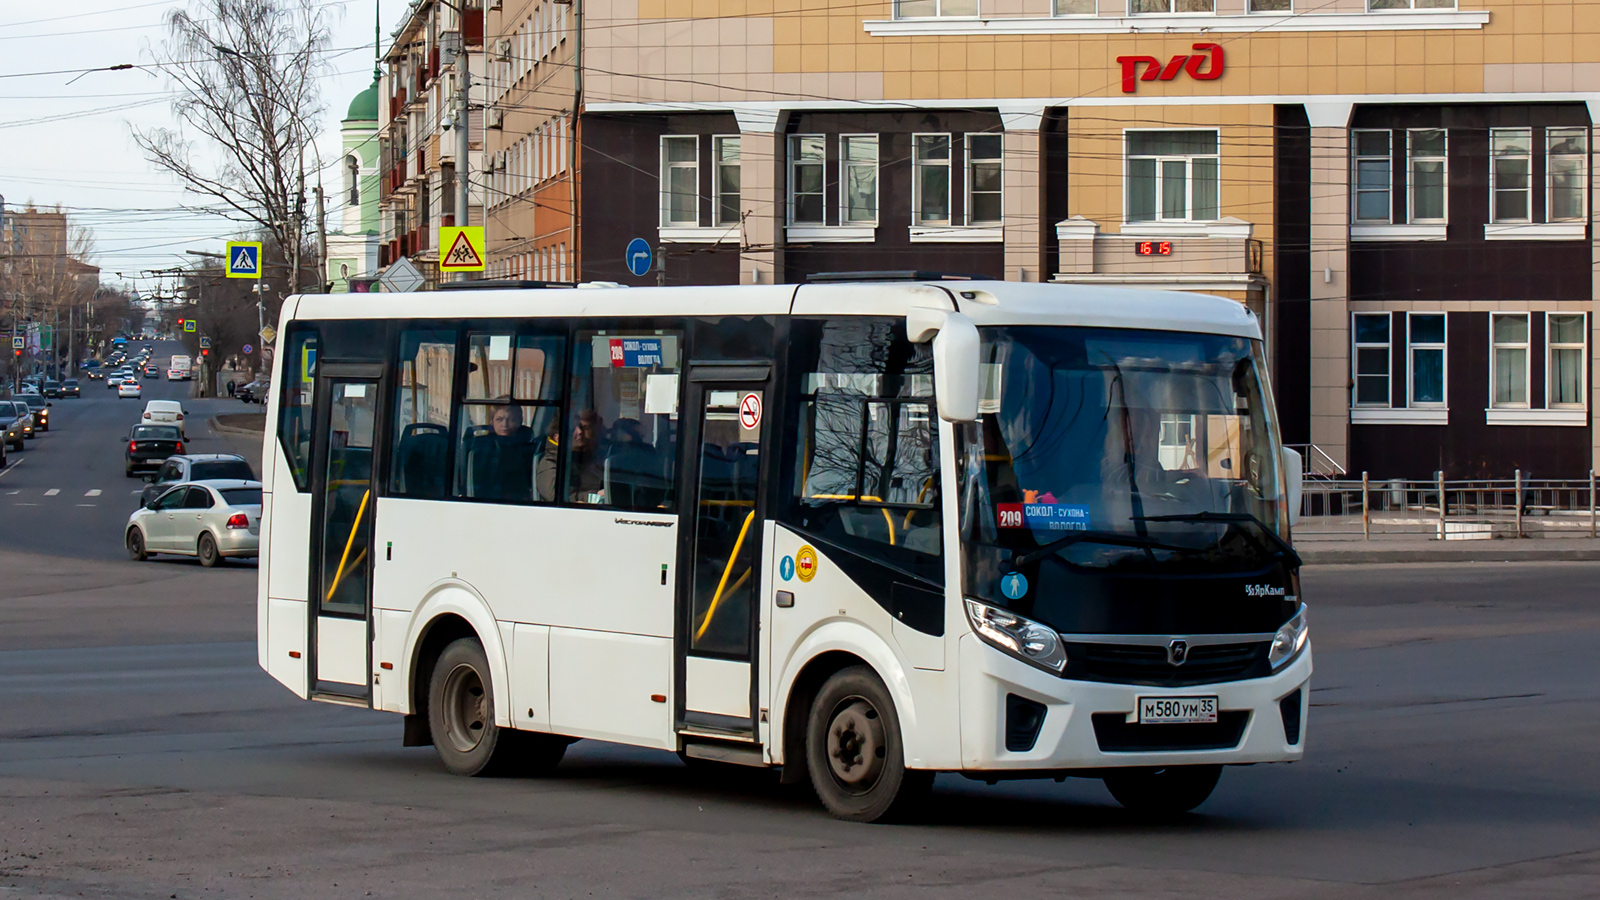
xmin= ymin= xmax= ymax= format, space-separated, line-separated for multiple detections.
xmin=1298 ymin=534 xmax=1600 ymax=564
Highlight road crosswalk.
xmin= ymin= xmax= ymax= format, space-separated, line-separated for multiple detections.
xmin=7 ymin=487 xmax=145 ymax=506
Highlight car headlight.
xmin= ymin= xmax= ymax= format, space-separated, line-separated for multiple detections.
xmin=964 ymin=599 xmax=1068 ymax=675
xmin=1268 ymin=607 xmax=1309 ymax=669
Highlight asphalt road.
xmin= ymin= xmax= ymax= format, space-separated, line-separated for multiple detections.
xmin=0 ymin=376 xmax=1595 ymax=897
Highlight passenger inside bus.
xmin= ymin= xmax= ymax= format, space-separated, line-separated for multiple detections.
xmin=464 ymin=403 xmax=538 ymax=502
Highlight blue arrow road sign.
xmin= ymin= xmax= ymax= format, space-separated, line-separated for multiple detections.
xmin=626 ymin=238 xmax=652 ymax=278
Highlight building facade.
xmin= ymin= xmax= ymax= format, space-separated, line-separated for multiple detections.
xmin=560 ymin=0 xmax=1598 ymax=479
xmin=377 ymin=0 xmax=488 ymax=289
xmin=326 ymin=78 xmax=383 ymax=293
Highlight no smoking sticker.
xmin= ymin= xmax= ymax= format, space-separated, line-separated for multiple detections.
xmin=739 ymin=393 xmax=762 ymax=430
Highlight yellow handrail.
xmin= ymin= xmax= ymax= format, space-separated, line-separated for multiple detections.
xmin=325 ymin=489 xmax=371 ymax=603
xmin=694 ymin=510 xmax=755 ymax=641
xmin=807 ymin=493 xmax=896 ymax=545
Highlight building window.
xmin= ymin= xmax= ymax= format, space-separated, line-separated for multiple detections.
xmin=1352 ymin=313 xmax=1392 ymax=407
xmin=1125 ymin=130 xmax=1219 ymax=223
xmin=346 ymin=155 xmax=360 ymax=206
xmin=660 ymin=136 xmax=698 ymax=226
xmin=789 ymin=135 xmax=825 ymax=225
xmin=713 ymin=136 xmax=741 ymax=227
xmin=913 ymin=134 xmax=952 ymax=225
xmin=1054 ymin=0 xmax=1094 ymax=12
xmin=1407 ymin=313 xmax=1446 ymax=408
xmin=895 ymin=0 xmax=977 ymax=18
xmin=1352 ymin=130 xmax=1392 ymax=223
xmin=1131 ymin=0 xmax=1214 ymax=11
xmin=1548 ymin=313 xmax=1587 ymax=409
xmin=841 ymin=134 xmax=879 ymax=224
xmin=1548 ymin=128 xmax=1589 ymax=224
xmin=1250 ymin=0 xmax=1290 ymax=9
xmin=1369 ymin=0 xmax=1455 ymax=8
xmin=1490 ymin=128 xmax=1531 ymax=224
xmin=1407 ymin=129 xmax=1447 ymax=223
xmin=1491 ymin=313 xmax=1530 ymax=409
xmin=966 ymin=133 xmax=1003 ymax=225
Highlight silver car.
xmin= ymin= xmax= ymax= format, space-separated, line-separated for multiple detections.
xmin=125 ymin=479 xmax=262 ymax=567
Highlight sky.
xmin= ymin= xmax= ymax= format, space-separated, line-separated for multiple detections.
xmin=0 ymin=0 xmax=388 ymax=300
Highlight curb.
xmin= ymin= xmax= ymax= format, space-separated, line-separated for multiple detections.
xmin=207 ymin=415 xmax=266 ymax=438
xmin=1301 ymin=544 xmax=1600 ymax=565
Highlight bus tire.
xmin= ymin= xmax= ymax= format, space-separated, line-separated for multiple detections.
xmin=1103 ymin=765 xmax=1222 ymax=816
xmin=427 ymin=637 xmax=519 ymax=777
xmin=805 ymin=665 xmax=931 ymax=823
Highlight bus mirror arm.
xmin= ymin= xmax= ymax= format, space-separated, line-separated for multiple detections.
xmin=908 ymin=308 xmax=980 ymax=424
xmin=1281 ymin=447 xmax=1303 ymax=528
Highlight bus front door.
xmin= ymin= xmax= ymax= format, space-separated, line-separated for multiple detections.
xmin=308 ymin=372 xmax=383 ymax=702
xmin=677 ymin=375 xmax=769 ymax=741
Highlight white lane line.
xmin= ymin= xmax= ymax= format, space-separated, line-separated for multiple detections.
xmin=76 ymin=503 xmax=96 ymax=507
xmin=85 ymin=489 xmax=102 ymax=497
xmin=0 ymin=458 xmax=22 ymax=479
xmin=13 ymin=502 xmax=37 ymax=506
xmin=5 ymin=490 xmax=17 ymax=496
xmin=44 ymin=488 xmax=59 ymax=496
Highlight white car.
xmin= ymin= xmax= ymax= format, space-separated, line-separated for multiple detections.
xmin=166 ymin=368 xmax=185 ymax=381
xmin=118 ymin=380 xmax=142 ymax=398
xmin=125 ymin=479 xmax=262 ymax=566
xmin=141 ymin=400 xmax=187 ymax=439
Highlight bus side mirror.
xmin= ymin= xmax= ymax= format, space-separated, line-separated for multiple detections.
xmin=908 ymin=307 xmax=980 ymax=424
xmin=1281 ymin=447 xmax=1303 ymax=527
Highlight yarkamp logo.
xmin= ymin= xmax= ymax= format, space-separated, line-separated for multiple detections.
xmin=1245 ymin=584 xmax=1288 ymax=597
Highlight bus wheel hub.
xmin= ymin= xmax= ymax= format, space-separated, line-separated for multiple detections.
xmin=827 ymin=700 xmax=884 ymax=787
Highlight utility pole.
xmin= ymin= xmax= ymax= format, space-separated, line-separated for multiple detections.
xmin=314 ymin=184 xmax=327 ymax=292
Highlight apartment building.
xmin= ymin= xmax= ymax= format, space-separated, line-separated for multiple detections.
xmin=483 ymin=0 xmax=578 ymax=281
xmin=377 ymin=0 xmax=488 ymax=288
xmin=562 ymin=0 xmax=1597 ymax=479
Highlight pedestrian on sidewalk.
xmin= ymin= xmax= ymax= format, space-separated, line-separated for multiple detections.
xmin=226 ymin=379 xmax=236 ymax=397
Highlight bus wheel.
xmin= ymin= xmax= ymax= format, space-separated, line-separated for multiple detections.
xmin=427 ymin=637 xmax=569 ymax=777
xmin=805 ymin=665 xmax=931 ymax=823
xmin=1103 ymin=765 xmax=1222 ymax=816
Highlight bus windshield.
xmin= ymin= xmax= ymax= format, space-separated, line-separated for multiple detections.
xmin=959 ymin=326 xmax=1294 ymax=628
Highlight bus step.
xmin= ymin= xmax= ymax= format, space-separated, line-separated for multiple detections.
xmin=683 ymin=742 xmax=767 ymax=768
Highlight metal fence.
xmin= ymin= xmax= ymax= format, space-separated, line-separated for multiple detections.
xmin=1298 ymin=470 xmax=1600 ymax=540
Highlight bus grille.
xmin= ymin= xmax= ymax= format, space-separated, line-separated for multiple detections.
xmin=1065 ymin=641 xmax=1269 ymax=687
xmin=1091 ymin=711 xmax=1251 ymax=753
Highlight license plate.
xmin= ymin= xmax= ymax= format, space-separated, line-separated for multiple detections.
xmin=1137 ymin=696 xmax=1218 ymax=725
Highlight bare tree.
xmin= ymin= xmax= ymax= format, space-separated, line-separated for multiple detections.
xmin=134 ymin=0 xmax=331 ymax=295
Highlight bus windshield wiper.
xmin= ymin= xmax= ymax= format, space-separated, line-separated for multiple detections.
xmin=1002 ymin=529 xmax=1192 ymax=573
xmin=1130 ymin=512 xmax=1303 ymax=569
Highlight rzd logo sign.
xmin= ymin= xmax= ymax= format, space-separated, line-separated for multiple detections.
xmin=1116 ymin=43 xmax=1225 ymax=94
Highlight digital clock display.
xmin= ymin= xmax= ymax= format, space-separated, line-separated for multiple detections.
xmin=1136 ymin=241 xmax=1173 ymax=256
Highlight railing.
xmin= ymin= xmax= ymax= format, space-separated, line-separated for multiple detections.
xmin=1285 ymin=444 xmax=1346 ymax=478
xmin=1297 ymin=469 xmax=1600 ymax=540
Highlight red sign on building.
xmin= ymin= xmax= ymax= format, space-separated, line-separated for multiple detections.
xmin=1116 ymin=43 xmax=1225 ymax=94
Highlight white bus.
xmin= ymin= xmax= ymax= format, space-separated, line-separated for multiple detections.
xmin=256 ymin=279 xmax=1310 ymax=821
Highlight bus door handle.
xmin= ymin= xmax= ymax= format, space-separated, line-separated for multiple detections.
xmin=776 ymin=591 xmax=795 ymax=608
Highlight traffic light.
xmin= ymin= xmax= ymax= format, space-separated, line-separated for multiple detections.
xmin=201 ymin=349 xmax=209 ymax=357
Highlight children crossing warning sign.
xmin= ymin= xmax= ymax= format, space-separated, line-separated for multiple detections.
xmin=438 ymin=226 xmax=486 ymax=272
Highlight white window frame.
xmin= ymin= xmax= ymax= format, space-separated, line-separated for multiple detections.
xmin=1248 ymin=0 xmax=1291 ymax=10
xmin=660 ymin=135 xmax=699 ymax=227
xmin=1406 ymin=312 xmax=1447 ymax=409
xmin=1129 ymin=0 xmax=1215 ymax=13
xmin=1489 ymin=127 xmax=1532 ymax=225
xmin=1123 ymin=128 xmax=1221 ymax=224
xmin=1547 ymin=312 xmax=1588 ymax=410
xmin=839 ymin=134 xmax=880 ymax=226
xmin=1352 ymin=129 xmax=1393 ymax=225
xmin=1352 ymin=312 xmax=1393 ymax=409
xmin=1368 ymin=0 xmax=1456 ymax=9
xmin=1051 ymin=0 xmax=1095 ymax=14
xmin=1490 ymin=312 xmax=1531 ymax=410
xmin=1547 ymin=127 xmax=1590 ymax=225
xmin=1406 ymin=128 xmax=1448 ymax=225
xmin=965 ymin=132 xmax=1004 ymax=226
xmin=788 ymin=134 xmax=826 ymax=226
xmin=712 ymin=135 xmax=741 ymax=227
xmin=912 ymin=133 xmax=953 ymax=226
xmin=894 ymin=0 xmax=979 ymax=18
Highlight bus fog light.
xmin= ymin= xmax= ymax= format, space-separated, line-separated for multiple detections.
xmin=1268 ymin=608 xmax=1308 ymax=670
xmin=965 ymin=599 xmax=1067 ymax=674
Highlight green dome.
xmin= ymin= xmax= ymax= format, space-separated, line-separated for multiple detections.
xmin=344 ymin=78 xmax=379 ymax=122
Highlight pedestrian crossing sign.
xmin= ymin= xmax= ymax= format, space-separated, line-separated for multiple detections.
xmin=226 ymin=241 xmax=263 ymax=279
xmin=438 ymin=226 xmax=486 ymax=272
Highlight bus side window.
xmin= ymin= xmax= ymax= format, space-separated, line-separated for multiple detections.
xmin=276 ymin=327 xmax=318 ymax=492
xmin=389 ymin=329 xmax=456 ymax=500
xmin=454 ymin=332 xmax=566 ymax=503
xmin=564 ymin=330 xmax=681 ymax=511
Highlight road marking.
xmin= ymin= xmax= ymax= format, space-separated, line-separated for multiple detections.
xmin=76 ymin=503 xmax=96 ymax=507
xmin=44 ymin=488 xmax=59 ymax=496
xmin=13 ymin=502 xmax=37 ymax=506
xmin=85 ymin=489 xmax=101 ymax=497
xmin=5 ymin=490 xmax=17 ymax=495
xmin=0 ymin=457 xmax=21 ymax=479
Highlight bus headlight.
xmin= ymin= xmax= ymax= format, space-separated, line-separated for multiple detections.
xmin=964 ymin=599 xmax=1067 ymax=674
xmin=1268 ymin=607 xmax=1309 ymax=669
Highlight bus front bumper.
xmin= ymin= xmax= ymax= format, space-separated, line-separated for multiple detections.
xmin=955 ymin=632 xmax=1311 ymax=772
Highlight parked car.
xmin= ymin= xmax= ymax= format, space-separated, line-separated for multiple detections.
xmin=125 ymin=424 xmax=185 ymax=477
xmin=237 ymin=379 xmax=270 ymax=403
xmin=17 ymin=392 xmax=48 ymax=431
xmin=141 ymin=400 xmax=187 ymax=439
xmin=140 ymin=454 xmax=257 ymax=507
xmin=0 ymin=400 xmax=29 ymax=452
xmin=118 ymin=380 xmax=142 ymax=399
xmin=126 ymin=479 xmax=262 ymax=566
xmin=60 ymin=379 xmax=80 ymax=397
xmin=41 ymin=380 xmax=60 ymax=398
